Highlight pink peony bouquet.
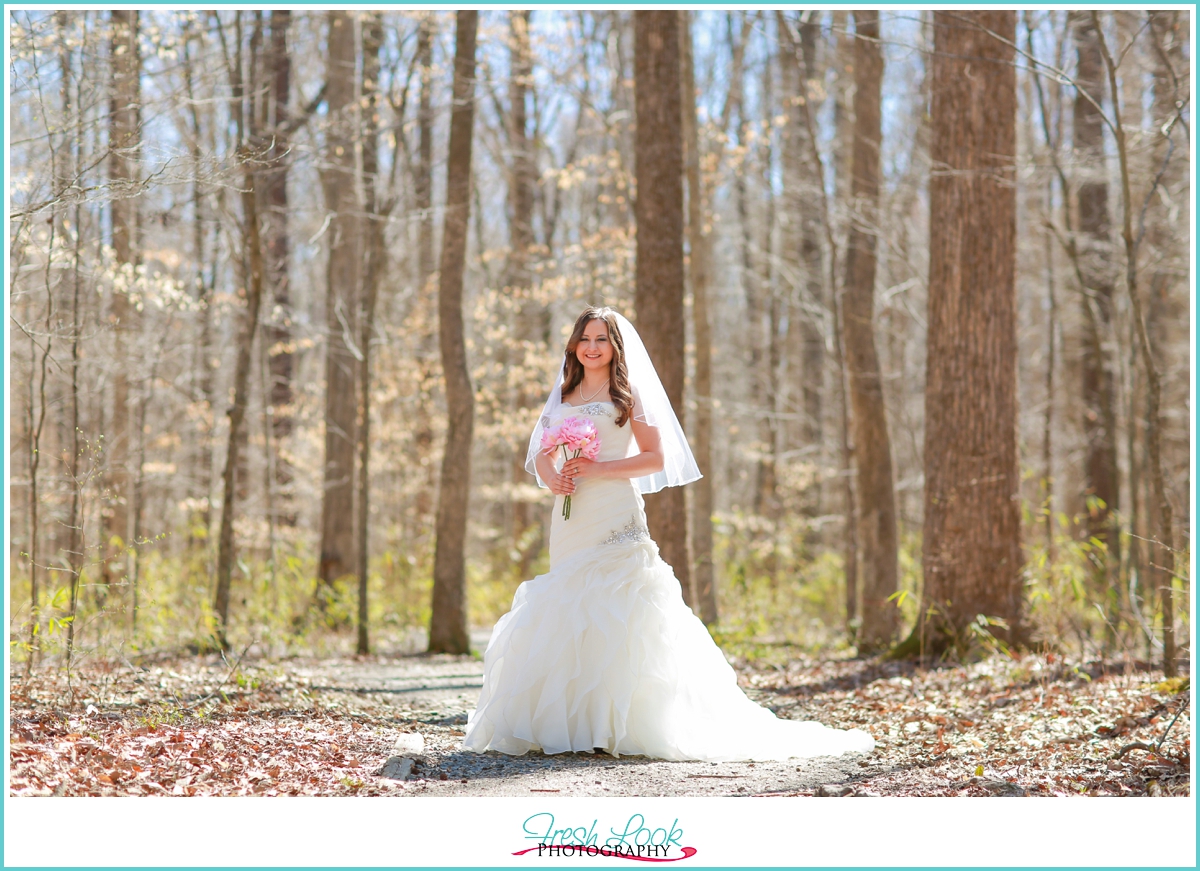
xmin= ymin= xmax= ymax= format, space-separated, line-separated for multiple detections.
xmin=541 ymin=416 xmax=601 ymax=519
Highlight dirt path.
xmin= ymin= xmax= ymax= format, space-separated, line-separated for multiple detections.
xmin=8 ymin=641 xmax=1190 ymax=797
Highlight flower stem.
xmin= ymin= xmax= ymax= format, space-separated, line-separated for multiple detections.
xmin=561 ymin=444 xmax=571 ymax=519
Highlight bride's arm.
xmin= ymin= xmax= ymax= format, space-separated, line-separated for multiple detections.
xmin=561 ymin=419 xmax=664 ymax=480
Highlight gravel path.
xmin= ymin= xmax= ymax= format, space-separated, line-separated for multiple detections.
xmin=292 ymin=634 xmax=875 ymax=797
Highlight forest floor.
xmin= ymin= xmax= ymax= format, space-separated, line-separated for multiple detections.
xmin=7 ymin=637 xmax=1191 ymax=798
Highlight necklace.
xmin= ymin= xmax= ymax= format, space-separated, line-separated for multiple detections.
xmin=579 ymin=378 xmax=610 ymax=403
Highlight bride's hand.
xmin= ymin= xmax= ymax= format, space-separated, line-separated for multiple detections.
xmin=562 ymin=456 xmax=600 ymax=479
xmin=548 ymin=470 xmax=576 ymax=496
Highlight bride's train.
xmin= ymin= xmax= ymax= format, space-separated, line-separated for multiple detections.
xmin=463 ymin=529 xmax=875 ymax=761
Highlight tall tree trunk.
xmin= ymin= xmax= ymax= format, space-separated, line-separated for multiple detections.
xmin=104 ymin=9 xmax=140 ymax=588
xmin=634 ymin=11 xmax=693 ymax=610
xmin=316 ymin=11 xmax=360 ymax=606
xmin=797 ymin=18 xmax=825 ymax=461
xmin=914 ymin=11 xmax=1023 ymax=656
xmin=416 ymin=14 xmax=437 ymax=296
xmin=1071 ymin=12 xmax=1121 ymax=639
xmin=841 ymin=11 xmax=897 ymax=653
xmin=213 ymin=10 xmax=267 ymax=650
xmin=831 ymin=11 xmax=855 ymax=228
xmin=356 ymin=13 xmax=384 ymax=656
xmin=1114 ymin=13 xmax=1144 ymax=644
xmin=1143 ymin=10 xmax=1185 ymax=676
xmin=726 ymin=14 xmax=768 ymax=516
xmin=508 ymin=10 xmax=539 ymax=567
xmin=264 ymin=9 xmax=295 ymax=527
xmin=29 ymin=53 xmax=65 ymax=663
xmin=413 ymin=14 xmax=438 ymax=527
xmin=428 ymin=10 xmax=478 ymax=655
xmin=61 ymin=12 xmax=84 ymax=671
xmin=681 ymin=11 xmax=717 ymax=626
xmin=32 ymin=10 xmax=74 ymax=670
xmin=778 ymin=13 xmax=826 ymax=516
xmin=830 ymin=9 xmax=859 ymax=634
xmin=182 ymin=18 xmax=215 ymax=543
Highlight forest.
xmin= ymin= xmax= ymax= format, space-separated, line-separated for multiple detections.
xmin=7 ymin=9 xmax=1193 ymax=800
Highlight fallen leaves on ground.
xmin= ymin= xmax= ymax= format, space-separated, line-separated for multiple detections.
xmin=735 ymin=651 xmax=1191 ymax=797
xmin=8 ymin=650 xmax=1190 ymax=797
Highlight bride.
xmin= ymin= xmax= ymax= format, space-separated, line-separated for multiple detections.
xmin=463 ymin=306 xmax=874 ymax=762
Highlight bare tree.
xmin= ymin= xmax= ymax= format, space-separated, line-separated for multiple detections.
xmin=103 ymin=9 xmax=141 ymax=588
xmin=831 ymin=11 xmax=860 ymax=635
xmin=428 ymin=10 xmax=479 ymax=655
xmin=213 ymin=10 xmax=269 ymax=649
xmin=355 ymin=12 xmax=385 ymax=655
xmin=777 ymin=13 xmax=825 ymax=483
xmin=263 ymin=9 xmax=295 ymax=527
xmin=181 ymin=15 xmax=215 ymax=542
xmin=411 ymin=13 xmax=438 ymax=527
xmin=316 ymin=11 xmax=361 ymax=607
xmin=841 ymin=11 xmax=897 ymax=652
xmin=726 ymin=14 xmax=770 ymax=516
xmin=681 ymin=10 xmax=717 ymax=626
xmin=1071 ymin=12 xmax=1121 ymax=634
xmin=415 ymin=13 xmax=437 ymax=296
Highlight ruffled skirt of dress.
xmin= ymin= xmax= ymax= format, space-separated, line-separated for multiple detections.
xmin=462 ymin=536 xmax=875 ymax=762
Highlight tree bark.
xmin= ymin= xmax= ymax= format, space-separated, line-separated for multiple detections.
xmin=1071 ymin=12 xmax=1121 ymax=633
xmin=264 ymin=9 xmax=295 ymax=526
xmin=831 ymin=11 xmax=855 ymax=226
xmin=428 ymin=10 xmax=478 ymax=655
xmin=316 ymin=10 xmax=360 ymax=605
xmin=634 ymin=11 xmax=693 ymax=610
xmin=356 ymin=13 xmax=384 ymax=655
xmin=104 ymin=9 xmax=140 ymax=586
xmin=841 ymin=11 xmax=897 ymax=653
xmin=681 ymin=11 xmax=717 ymax=626
xmin=915 ymin=11 xmax=1023 ymax=656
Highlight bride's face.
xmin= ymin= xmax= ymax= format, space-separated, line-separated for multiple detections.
xmin=575 ymin=319 xmax=614 ymax=374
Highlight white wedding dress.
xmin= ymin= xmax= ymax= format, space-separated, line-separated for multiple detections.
xmin=463 ymin=400 xmax=874 ymax=761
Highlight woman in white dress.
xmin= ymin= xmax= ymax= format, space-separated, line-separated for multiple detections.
xmin=463 ymin=306 xmax=873 ymax=762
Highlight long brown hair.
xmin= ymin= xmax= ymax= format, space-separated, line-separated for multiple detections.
xmin=561 ymin=306 xmax=634 ymax=426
